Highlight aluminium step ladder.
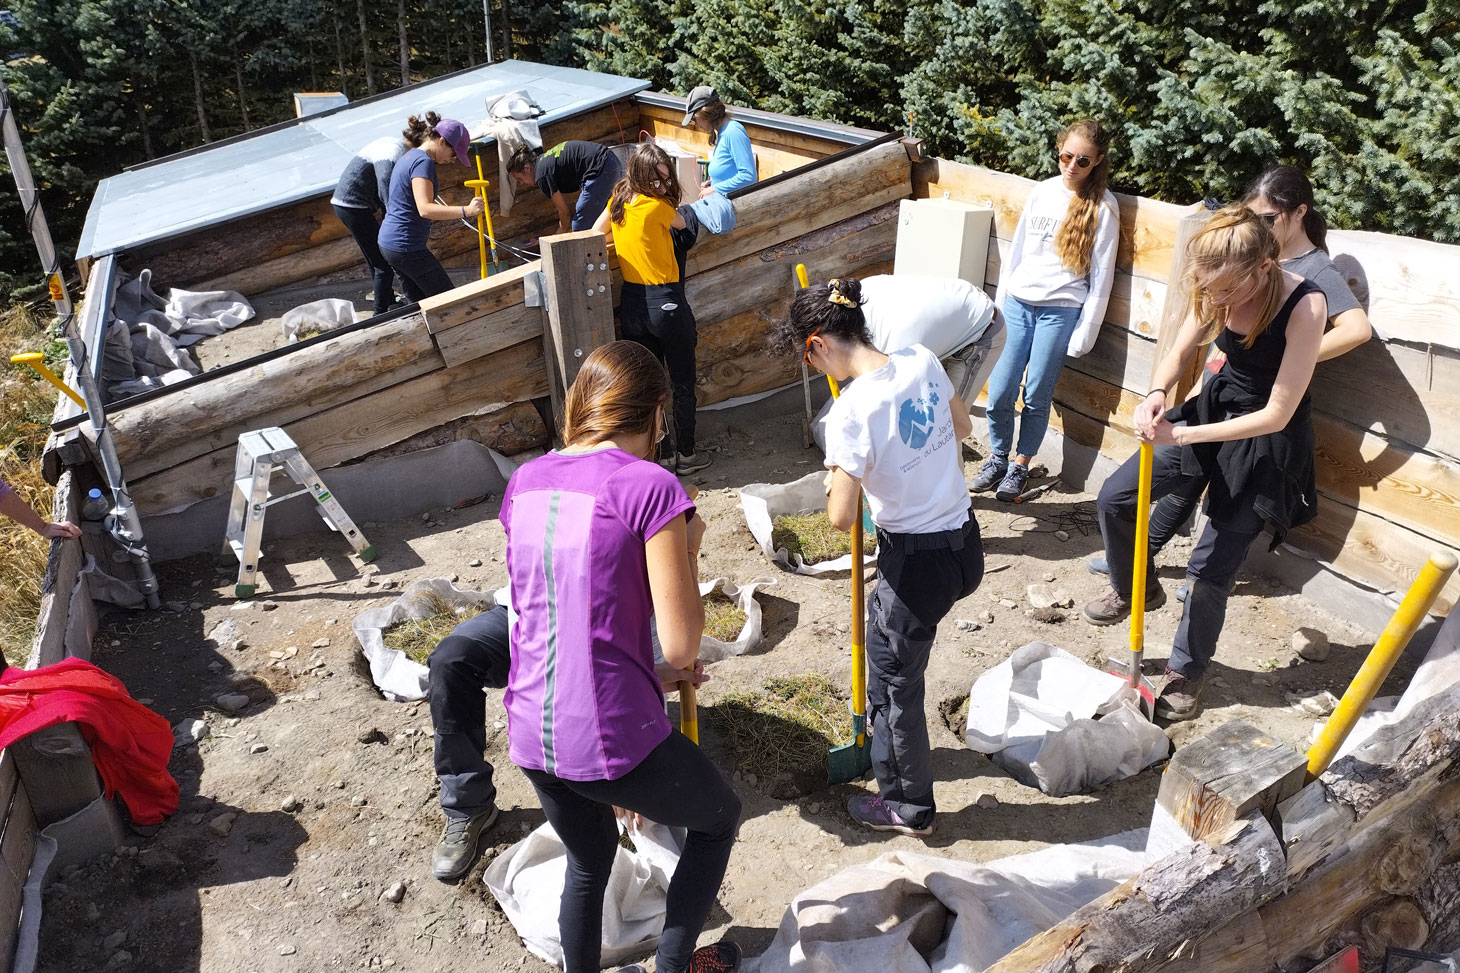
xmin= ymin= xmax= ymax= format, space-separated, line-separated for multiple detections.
xmin=223 ymin=427 xmax=377 ymax=597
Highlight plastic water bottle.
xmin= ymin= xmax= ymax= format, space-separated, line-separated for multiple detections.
xmin=82 ymin=487 xmax=109 ymax=521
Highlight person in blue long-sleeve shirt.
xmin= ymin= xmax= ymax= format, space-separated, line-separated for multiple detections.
xmin=682 ymin=86 xmax=757 ymax=197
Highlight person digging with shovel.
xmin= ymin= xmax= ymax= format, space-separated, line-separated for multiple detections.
xmin=772 ymin=277 xmax=985 ymax=838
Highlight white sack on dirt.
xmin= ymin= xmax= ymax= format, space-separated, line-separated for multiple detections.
xmin=485 ymin=820 xmax=684 ymax=969
xmin=964 ymin=642 xmax=1169 ymax=797
xmin=352 ymin=578 xmax=502 ymax=702
xmin=695 ymin=577 xmax=773 ymax=663
xmin=281 ymin=299 xmax=361 ymax=342
xmin=740 ymin=472 xmax=877 ymax=577
xmin=747 ymin=829 xmax=1146 ymax=973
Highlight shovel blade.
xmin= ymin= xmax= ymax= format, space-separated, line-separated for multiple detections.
xmin=1106 ymin=657 xmax=1158 ymax=720
xmin=828 ymin=740 xmax=872 ymax=784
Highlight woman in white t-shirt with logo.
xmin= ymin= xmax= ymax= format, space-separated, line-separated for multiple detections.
xmin=771 ymin=276 xmax=985 ymax=838
xmin=973 ymin=119 xmax=1120 ymax=501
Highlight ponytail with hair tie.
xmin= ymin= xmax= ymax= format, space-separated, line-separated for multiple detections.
xmin=827 ymin=279 xmax=856 ymax=308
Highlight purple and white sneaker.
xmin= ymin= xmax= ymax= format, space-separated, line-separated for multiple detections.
xmin=846 ymin=794 xmax=934 ymax=837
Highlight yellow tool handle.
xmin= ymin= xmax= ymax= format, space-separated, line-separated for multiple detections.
xmin=1129 ymin=441 xmax=1152 ymax=671
xmin=11 ymin=352 xmax=84 ymax=409
xmin=475 ymin=155 xmax=499 ymax=269
xmin=795 ymin=263 xmax=809 ymax=289
xmin=1306 ymin=550 xmax=1458 ymax=779
xmin=850 ymin=496 xmax=867 ymax=746
xmin=679 ymin=680 xmax=699 ymax=745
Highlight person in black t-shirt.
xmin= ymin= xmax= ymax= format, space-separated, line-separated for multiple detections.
xmin=507 ymin=140 xmax=624 ymax=234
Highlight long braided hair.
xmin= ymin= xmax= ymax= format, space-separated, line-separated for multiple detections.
xmin=1052 ymin=119 xmax=1114 ymax=278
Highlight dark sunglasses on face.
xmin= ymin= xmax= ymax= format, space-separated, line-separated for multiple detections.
xmin=1058 ymin=151 xmax=1092 ymax=169
xmin=1257 ymin=211 xmax=1280 ymax=225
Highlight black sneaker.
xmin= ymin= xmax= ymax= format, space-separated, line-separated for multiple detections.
xmin=1155 ymin=669 xmax=1205 ymax=721
xmin=970 ymin=455 xmax=1008 ymax=492
xmin=1081 ymin=585 xmax=1166 ymax=626
xmin=687 ymin=941 xmax=743 ymax=972
xmin=994 ymin=462 xmax=1030 ymax=502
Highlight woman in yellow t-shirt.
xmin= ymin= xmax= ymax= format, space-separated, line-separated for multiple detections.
xmin=593 ymin=143 xmax=709 ymax=476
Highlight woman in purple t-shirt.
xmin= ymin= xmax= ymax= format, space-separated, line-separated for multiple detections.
xmin=501 ymin=341 xmax=743 ymax=973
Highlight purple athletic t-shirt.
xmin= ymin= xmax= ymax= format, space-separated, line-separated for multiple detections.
xmin=501 ymin=447 xmax=694 ymax=781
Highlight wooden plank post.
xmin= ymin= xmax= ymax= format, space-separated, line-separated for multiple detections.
xmin=1151 ymin=208 xmax=1212 ymax=403
xmin=1147 ymin=718 xmax=1308 ymax=860
xmin=539 ymin=230 xmax=616 ymax=427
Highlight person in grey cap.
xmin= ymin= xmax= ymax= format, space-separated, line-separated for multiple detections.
xmin=683 ymin=86 xmax=757 ymax=197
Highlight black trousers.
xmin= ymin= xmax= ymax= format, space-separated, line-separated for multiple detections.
xmin=333 ymin=204 xmax=396 ymax=315
xmin=620 ymin=280 xmax=699 ymax=455
xmin=522 ymin=731 xmax=740 ymax=973
xmin=1096 ymin=446 xmax=1263 ymax=678
xmin=379 ymin=243 xmax=455 ymax=304
xmin=867 ymin=514 xmax=984 ymax=828
xmin=428 ymin=605 xmax=511 ymax=820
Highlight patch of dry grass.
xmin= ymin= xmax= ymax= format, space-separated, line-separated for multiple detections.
xmin=382 ymin=592 xmax=484 ymax=664
xmin=772 ymin=512 xmax=875 ymax=565
xmin=1 ymin=302 xmax=63 ymax=666
xmin=704 ymin=674 xmax=853 ymax=784
xmin=703 ymin=592 xmax=747 ymax=642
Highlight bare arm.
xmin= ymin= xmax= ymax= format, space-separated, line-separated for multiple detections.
xmin=950 ymin=389 xmax=973 ymax=443
xmin=411 ymin=177 xmax=483 ymax=221
xmin=826 ymin=467 xmax=863 ymax=533
xmin=1316 ymin=306 xmax=1372 ymax=362
xmin=591 ymin=204 xmax=612 ymax=237
xmin=1163 ymin=290 xmax=1327 ymax=445
xmin=550 ymin=192 xmax=572 ymax=234
xmin=0 ymin=490 xmax=80 ymax=539
xmin=670 ymin=209 xmax=687 ymax=230
xmin=645 ymin=513 xmax=704 ymax=671
xmin=1132 ymin=307 xmax=1208 ymax=439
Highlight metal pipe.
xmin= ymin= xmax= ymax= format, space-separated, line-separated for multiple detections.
xmin=482 ymin=0 xmax=494 ymax=63
xmin=1 ymin=80 xmax=160 ymax=608
xmin=1306 ymin=550 xmax=1458 ymax=779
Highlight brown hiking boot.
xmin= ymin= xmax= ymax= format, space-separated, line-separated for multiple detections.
xmin=1082 ymin=584 xmax=1166 ymax=626
xmin=1155 ymin=669 xmax=1205 ymax=721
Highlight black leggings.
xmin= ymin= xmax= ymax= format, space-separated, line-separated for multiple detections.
xmin=620 ymin=280 xmax=698 ymax=456
xmin=522 ymin=730 xmax=740 ymax=973
xmin=379 ymin=243 xmax=455 ymax=304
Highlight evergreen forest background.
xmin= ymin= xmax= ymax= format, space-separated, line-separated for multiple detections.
xmin=0 ymin=0 xmax=1456 ymax=302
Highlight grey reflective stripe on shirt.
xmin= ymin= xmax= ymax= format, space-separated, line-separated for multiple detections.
xmin=540 ymin=490 xmax=563 ymax=774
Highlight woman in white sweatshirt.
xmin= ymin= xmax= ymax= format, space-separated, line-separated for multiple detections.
xmin=972 ymin=119 xmax=1119 ymax=501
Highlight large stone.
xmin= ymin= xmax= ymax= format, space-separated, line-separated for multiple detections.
xmin=1293 ymin=627 xmax=1330 ymax=662
xmin=1026 ymin=584 xmax=1074 ymax=609
xmin=214 ymin=693 xmax=251 ymax=714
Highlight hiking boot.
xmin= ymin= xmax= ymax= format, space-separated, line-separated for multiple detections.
xmin=994 ymin=462 xmax=1030 ymax=502
xmin=687 ymin=941 xmax=743 ymax=972
xmin=1081 ymin=584 xmax=1166 ymax=626
xmin=431 ymin=804 xmax=499 ymax=881
xmin=674 ymin=451 xmax=713 ymax=475
xmin=1088 ymin=555 xmax=1109 ymax=575
xmin=846 ymin=794 xmax=934 ymax=837
xmin=969 ymin=455 xmax=1008 ymax=492
xmin=1155 ymin=669 xmax=1205 ymax=721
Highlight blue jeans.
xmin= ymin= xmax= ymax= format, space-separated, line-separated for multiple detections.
xmin=571 ymin=153 xmax=623 ymax=230
xmin=985 ymin=297 xmax=1081 ymax=459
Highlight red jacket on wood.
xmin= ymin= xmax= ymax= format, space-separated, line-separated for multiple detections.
xmin=0 ymin=657 xmax=178 ymax=825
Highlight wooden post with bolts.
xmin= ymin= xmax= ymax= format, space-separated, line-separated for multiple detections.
xmin=539 ymin=231 xmax=616 ymax=413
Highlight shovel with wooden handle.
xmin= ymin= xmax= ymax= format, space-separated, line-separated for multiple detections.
xmin=680 ymin=482 xmax=702 ymax=744
xmin=795 ymin=263 xmax=815 ymax=448
xmin=1107 ymin=440 xmax=1158 ymax=718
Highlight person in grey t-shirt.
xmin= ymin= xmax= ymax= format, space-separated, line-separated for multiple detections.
xmin=1087 ymin=165 xmax=1374 ymax=582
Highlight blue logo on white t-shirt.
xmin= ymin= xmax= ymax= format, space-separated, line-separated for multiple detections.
xmin=897 ymin=389 xmax=939 ymax=448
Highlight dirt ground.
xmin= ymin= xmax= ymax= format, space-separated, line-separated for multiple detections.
xmin=35 ymin=404 xmax=1404 ymax=973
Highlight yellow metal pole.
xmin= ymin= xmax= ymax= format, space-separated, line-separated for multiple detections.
xmin=1306 ymin=550 xmax=1459 ymax=779
xmin=1128 ymin=441 xmax=1153 ymax=688
xmin=474 ymin=154 xmax=499 ymax=270
xmin=11 ymin=352 xmax=84 ymax=408
xmin=795 ymin=263 xmax=809 ymax=289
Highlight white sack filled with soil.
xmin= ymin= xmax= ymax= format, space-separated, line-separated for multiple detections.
xmin=281 ymin=298 xmax=361 ymax=342
xmin=747 ymin=829 xmax=1146 ymax=973
xmin=352 ymin=578 xmax=502 ymax=702
xmin=695 ymin=577 xmax=773 ymax=663
xmin=964 ymin=642 xmax=1169 ymax=797
xmin=740 ymin=471 xmax=877 ymax=576
xmin=485 ymin=820 xmax=685 ymax=968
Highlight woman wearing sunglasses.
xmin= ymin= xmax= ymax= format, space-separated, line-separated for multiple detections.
xmin=594 ymin=143 xmax=711 ymax=476
xmin=973 ymin=119 xmax=1119 ymax=501
xmin=1084 ymin=207 xmax=1327 ymax=720
xmin=1086 ymin=165 xmax=1372 ymax=583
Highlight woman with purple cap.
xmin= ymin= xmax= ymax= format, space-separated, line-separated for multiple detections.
xmin=377 ymin=112 xmax=484 ymax=303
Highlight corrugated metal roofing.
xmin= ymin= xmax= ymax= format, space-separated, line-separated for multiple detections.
xmin=77 ymin=61 xmax=648 ymax=260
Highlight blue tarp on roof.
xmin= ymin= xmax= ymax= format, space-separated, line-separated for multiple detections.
xmin=77 ymin=60 xmax=648 ymax=260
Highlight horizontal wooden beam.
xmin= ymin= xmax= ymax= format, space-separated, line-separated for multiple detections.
xmin=1327 ymin=227 xmax=1460 ymax=349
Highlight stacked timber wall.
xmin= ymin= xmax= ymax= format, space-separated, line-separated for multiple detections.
xmin=918 ymin=158 xmax=1460 ymax=615
xmin=101 ymin=138 xmax=911 ymax=518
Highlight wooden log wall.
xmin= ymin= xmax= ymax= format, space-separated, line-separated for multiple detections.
xmin=109 ymin=130 xmax=905 ymax=517
xmin=919 ymin=157 xmax=1460 ymax=615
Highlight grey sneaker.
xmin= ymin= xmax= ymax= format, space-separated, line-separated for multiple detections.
xmin=1155 ymin=669 xmax=1205 ymax=721
xmin=432 ymin=805 xmax=499 ymax=881
xmin=675 ymin=451 xmax=712 ymax=475
xmin=1082 ymin=585 xmax=1166 ymax=626
xmin=970 ymin=455 xmax=1008 ymax=492
xmin=994 ymin=462 xmax=1030 ymax=502
xmin=1087 ymin=555 xmax=1109 ymax=575
xmin=847 ymin=794 xmax=934 ymax=837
